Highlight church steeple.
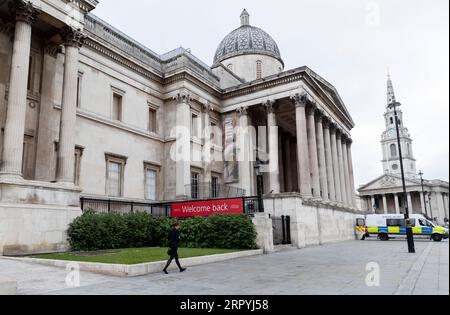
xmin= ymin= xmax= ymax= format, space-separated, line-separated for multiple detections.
xmin=240 ymin=9 xmax=250 ymax=26
xmin=381 ymin=74 xmax=417 ymax=180
xmin=387 ymin=73 xmax=397 ymax=107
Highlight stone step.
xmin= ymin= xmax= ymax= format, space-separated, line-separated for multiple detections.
xmin=273 ymin=244 xmax=296 ymax=252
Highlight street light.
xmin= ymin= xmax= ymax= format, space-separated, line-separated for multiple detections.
xmin=418 ymin=171 xmax=428 ymax=218
xmin=254 ymin=158 xmax=265 ymax=213
xmin=389 ymin=100 xmax=415 ymax=253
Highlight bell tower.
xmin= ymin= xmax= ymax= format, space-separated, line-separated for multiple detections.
xmin=381 ymin=75 xmax=417 ymax=180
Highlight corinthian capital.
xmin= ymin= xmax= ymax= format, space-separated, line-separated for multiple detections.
xmin=61 ymin=26 xmax=86 ymax=48
xmin=44 ymin=42 xmax=63 ymax=58
xmin=202 ymin=100 xmax=214 ymax=113
xmin=236 ymin=106 xmax=248 ymax=117
xmin=173 ymin=90 xmax=192 ymax=105
xmin=9 ymin=0 xmax=39 ymax=25
xmin=263 ymin=100 xmax=277 ymax=114
xmin=291 ymin=93 xmax=308 ymax=108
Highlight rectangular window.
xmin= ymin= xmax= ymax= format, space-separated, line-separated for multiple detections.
xmin=105 ymin=154 xmax=126 ymax=197
xmin=191 ymin=113 xmax=199 ymax=138
xmin=191 ymin=172 xmax=199 ymax=199
xmin=148 ymin=107 xmax=157 ymax=133
xmin=76 ymin=72 xmax=83 ymax=108
xmin=112 ymin=93 xmax=123 ymax=121
xmin=145 ymin=168 xmax=157 ymax=200
xmin=211 ymin=176 xmax=219 ymax=198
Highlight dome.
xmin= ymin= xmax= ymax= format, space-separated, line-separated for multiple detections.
xmin=213 ymin=10 xmax=283 ymax=67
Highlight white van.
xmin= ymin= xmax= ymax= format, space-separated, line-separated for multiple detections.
xmin=355 ymin=214 xmax=449 ymax=242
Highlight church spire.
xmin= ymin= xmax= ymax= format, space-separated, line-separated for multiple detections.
xmin=240 ymin=9 xmax=250 ymax=26
xmin=387 ymin=72 xmax=397 ymax=107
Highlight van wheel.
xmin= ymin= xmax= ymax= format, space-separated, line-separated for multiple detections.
xmin=379 ymin=233 xmax=389 ymax=241
xmin=432 ymin=234 xmax=443 ymax=242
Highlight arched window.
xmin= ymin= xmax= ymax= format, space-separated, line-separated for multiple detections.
xmin=407 ymin=143 xmax=411 ymax=156
xmin=390 ymin=117 xmax=394 ymax=124
xmin=390 ymin=144 xmax=397 ymax=157
xmin=256 ymin=60 xmax=262 ymax=79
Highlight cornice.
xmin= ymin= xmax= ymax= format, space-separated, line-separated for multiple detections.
xmin=84 ymin=37 xmax=163 ymax=84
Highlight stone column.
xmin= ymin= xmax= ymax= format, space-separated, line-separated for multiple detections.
xmin=315 ymin=113 xmax=329 ymax=201
xmin=394 ymin=193 xmax=400 ymax=214
xmin=346 ymin=140 xmax=356 ymax=207
xmin=291 ymin=94 xmax=312 ymax=198
xmin=174 ymin=90 xmax=192 ymax=199
xmin=283 ymin=137 xmax=292 ymax=192
xmin=35 ymin=44 xmax=61 ymax=181
xmin=306 ymin=105 xmax=321 ymax=199
xmin=202 ymin=102 xmax=212 ymax=186
xmin=407 ymin=192 xmax=413 ymax=214
xmin=330 ymin=127 xmax=342 ymax=203
xmin=237 ymin=107 xmax=252 ymax=196
xmin=382 ymin=195 xmax=388 ymax=214
xmin=342 ymin=136 xmax=352 ymax=207
xmin=444 ymin=194 xmax=449 ymax=220
xmin=370 ymin=196 xmax=375 ymax=213
xmin=265 ymin=100 xmax=280 ymax=194
xmin=56 ymin=27 xmax=85 ymax=184
xmin=0 ymin=1 xmax=38 ymax=178
xmin=420 ymin=191 xmax=426 ymax=215
xmin=323 ymin=120 xmax=336 ymax=202
xmin=336 ymin=131 xmax=347 ymax=205
xmin=278 ymin=132 xmax=285 ymax=193
xmin=290 ymin=141 xmax=299 ymax=192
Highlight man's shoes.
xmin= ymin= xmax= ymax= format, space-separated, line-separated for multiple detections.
xmin=163 ymin=270 xmax=168 ymax=274
xmin=180 ymin=268 xmax=187 ymax=273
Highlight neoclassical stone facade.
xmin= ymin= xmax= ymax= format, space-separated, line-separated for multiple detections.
xmin=0 ymin=2 xmax=358 ymax=255
xmin=358 ymin=76 xmax=449 ymax=225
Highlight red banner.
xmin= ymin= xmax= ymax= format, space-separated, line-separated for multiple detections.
xmin=171 ymin=198 xmax=244 ymax=218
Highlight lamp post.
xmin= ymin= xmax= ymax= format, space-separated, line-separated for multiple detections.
xmin=254 ymin=158 xmax=265 ymax=213
xmin=389 ymin=100 xmax=415 ymax=253
xmin=418 ymin=171 xmax=428 ymax=218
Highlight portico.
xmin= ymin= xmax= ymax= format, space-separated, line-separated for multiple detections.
xmin=222 ymin=77 xmax=357 ymax=210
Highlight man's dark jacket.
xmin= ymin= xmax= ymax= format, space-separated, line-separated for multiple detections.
xmin=168 ymin=228 xmax=180 ymax=248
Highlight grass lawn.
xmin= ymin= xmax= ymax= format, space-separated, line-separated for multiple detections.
xmin=30 ymin=248 xmax=242 ymax=265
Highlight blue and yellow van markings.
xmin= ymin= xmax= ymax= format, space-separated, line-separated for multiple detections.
xmin=366 ymin=226 xmax=445 ymax=235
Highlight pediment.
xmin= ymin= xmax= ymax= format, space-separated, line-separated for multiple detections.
xmin=359 ymin=174 xmax=420 ymax=192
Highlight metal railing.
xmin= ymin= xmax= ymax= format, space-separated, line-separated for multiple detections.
xmin=80 ymin=196 xmax=262 ymax=217
xmin=80 ymin=198 xmax=171 ymax=216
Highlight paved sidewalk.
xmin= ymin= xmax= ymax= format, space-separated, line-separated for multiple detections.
xmin=0 ymin=239 xmax=448 ymax=295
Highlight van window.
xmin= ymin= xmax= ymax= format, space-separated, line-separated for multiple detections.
xmin=419 ymin=219 xmax=433 ymax=227
xmin=387 ymin=219 xmax=405 ymax=227
xmin=356 ymin=218 xmax=365 ymax=226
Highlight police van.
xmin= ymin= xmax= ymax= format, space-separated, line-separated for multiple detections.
xmin=355 ymin=214 xmax=449 ymax=242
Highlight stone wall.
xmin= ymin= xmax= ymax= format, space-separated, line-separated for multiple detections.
xmin=263 ymin=194 xmax=358 ymax=248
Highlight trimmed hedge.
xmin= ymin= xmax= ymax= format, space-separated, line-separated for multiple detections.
xmin=67 ymin=211 xmax=257 ymax=251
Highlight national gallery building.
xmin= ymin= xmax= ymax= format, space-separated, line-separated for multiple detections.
xmin=0 ymin=1 xmax=358 ymax=255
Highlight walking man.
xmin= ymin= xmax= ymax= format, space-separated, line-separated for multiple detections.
xmin=163 ymin=222 xmax=187 ymax=274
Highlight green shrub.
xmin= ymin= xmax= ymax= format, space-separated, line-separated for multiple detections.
xmin=67 ymin=212 xmax=257 ymax=251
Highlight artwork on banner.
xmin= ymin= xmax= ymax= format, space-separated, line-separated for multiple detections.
xmin=171 ymin=198 xmax=243 ymax=218
xmin=223 ymin=113 xmax=239 ymax=183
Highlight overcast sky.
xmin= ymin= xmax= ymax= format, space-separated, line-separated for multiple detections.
xmin=93 ymin=0 xmax=449 ymax=187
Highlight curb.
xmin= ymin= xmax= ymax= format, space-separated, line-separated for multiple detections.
xmin=395 ymin=242 xmax=434 ymax=295
xmin=1 ymin=249 xmax=263 ymax=277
